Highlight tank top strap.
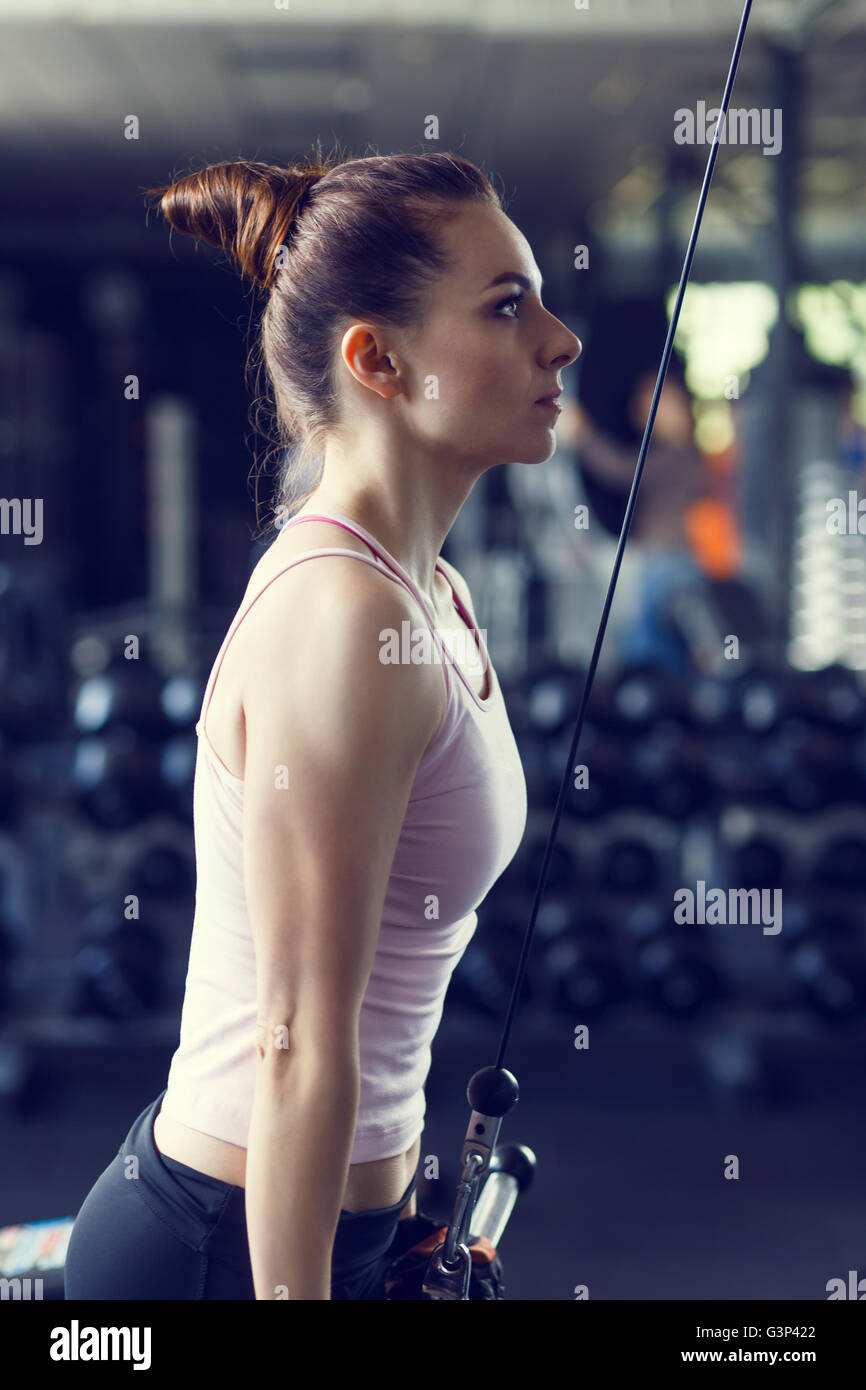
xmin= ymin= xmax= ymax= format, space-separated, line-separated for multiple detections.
xmin=200 ymin=515 xmax=455 ymax=737
xmin=284 ymin=513 xmax=438 ymax=617
xmin=280 ymin=511 xmax=458 ymax=679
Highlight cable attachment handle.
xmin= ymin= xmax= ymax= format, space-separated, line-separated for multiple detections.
xmin=421 ymin=1066 xmax=519 ymax=1300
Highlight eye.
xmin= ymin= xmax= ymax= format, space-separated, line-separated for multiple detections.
xmin=495 ymin=292 xmax=523 ymax=318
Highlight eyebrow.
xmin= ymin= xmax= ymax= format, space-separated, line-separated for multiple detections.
xmin=483 ymin=271 xmax=544 ymax=295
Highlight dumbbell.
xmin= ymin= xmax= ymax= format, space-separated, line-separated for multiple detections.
xmin=449 ymin=944 xmax=522 ymax=1017
xmin=762 ymin=720 xmax=855 ymax=813
xmin=518 ymin=662 xmax=584 ymax=739
xmin=599 ymin=827 xmax=666 ymax=893
xmin=450 ymin=893 xmax=534 ymax=1016
xmin=718 ymin=801 xmax=795 ymax=892
xmin=621 ymin=897 xmax=727 ymax=1019
xmin=780 ymin=899 xmax=866 ymax=1024
xmin=563 ymin=724 xmax=635 ymax=820
xmin=71 ymin=729 xmax=165 ymax=830
xmin=684 ymin=673 xmax=741 ymax=736
xmin=605 ymin=662 xmax=688 ymax=733
xmin=160 ymin=674 xmax=205 ymax=731
xmin=517 ymin=816 xmax=581 ymax=897
xmin=70 ymin=902 xmax=165 ymax=1021
xmin=734 ymin=667 xmax=793 ymax=736
xmin=704 ymin=732 xmax=776 ymax=805
xmin=73 ymin=656 xmax=205 ymax=734
xmin=793 ymin=664 xmax=865 ymax=734
xmin=632 ymin=723 xmax=715 ymax=821
xmin=540 ymin=904 xmax=629 ymax=1021
xmin=73 ymin=665 xmax=164 ymax=737
xmin=511 ymin=664 xmax=584 ymax=807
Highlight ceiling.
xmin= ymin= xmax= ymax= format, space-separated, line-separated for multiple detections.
xmin=0 ymin=0 xmax=864 ymax=280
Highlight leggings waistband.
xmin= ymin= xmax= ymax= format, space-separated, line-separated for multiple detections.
xmin=122 ymin=1090 xmax=419 ymax=1279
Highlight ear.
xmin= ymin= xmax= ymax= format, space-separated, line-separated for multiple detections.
xmin=339 ymin=322 xmax=403 ymax=401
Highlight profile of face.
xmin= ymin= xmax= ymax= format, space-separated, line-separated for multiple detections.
xmin=340 ymin=202 xmax=582 ymax=470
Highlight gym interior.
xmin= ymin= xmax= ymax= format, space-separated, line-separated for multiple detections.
xmin=1 ymin=0 xmax=865 ymax=1303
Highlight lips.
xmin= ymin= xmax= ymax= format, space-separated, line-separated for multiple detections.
xmin=535 ymin=389 xmax=563 ymax=405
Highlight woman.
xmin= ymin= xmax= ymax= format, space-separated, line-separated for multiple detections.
xmin=63 ymin=148 xmax=581 ymax=1301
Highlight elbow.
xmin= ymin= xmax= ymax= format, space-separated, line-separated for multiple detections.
xmin=255 ymin=1013 xmax=359 ymax=1072
xmin=256 ymin=1017 xmax=294 ymax=1063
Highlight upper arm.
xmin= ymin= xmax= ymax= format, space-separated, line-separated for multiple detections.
xmin=239 ymin=559 xmax=444 ymax=1054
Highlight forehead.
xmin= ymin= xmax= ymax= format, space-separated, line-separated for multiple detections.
xmin=437 ymin=203 xmax=541 ymax=294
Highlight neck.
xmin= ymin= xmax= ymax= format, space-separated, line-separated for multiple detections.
xmin=295 ymin=484 xmax=470 ymax=603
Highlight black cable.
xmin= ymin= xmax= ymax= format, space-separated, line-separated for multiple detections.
xmin=494 ymin=0 xmax=755 ymax=1074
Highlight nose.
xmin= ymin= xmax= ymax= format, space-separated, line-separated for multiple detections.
xmin=545 ymin=315 xmax=581 ymax=369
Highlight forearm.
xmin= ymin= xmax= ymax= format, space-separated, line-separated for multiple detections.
xmin=245 ymin=1053 xmax=360 ymax=1300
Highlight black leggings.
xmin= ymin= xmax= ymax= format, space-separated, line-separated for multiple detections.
xmin=63 ymin=1089 xmax=419 ymax=1300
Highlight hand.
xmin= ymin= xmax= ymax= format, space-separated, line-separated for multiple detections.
xmin=383 ymin=1215 xmax=506 ymax=1299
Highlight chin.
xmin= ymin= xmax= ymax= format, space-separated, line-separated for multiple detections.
xmin=521 ymin=435 xmax=558 ymax=464
xmin=483 ymin=435 xmax=555 ymax=469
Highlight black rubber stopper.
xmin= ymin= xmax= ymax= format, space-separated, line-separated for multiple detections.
xmin=466 ymin=1065 xmax=519 ymax=1117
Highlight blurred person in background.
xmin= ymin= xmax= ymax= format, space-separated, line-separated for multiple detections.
xmin=562 ymin=365 xmax=741 ymax=675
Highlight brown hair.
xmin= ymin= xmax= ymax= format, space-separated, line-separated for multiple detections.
xmin=145 ymin=142 xmax=504 ymax=536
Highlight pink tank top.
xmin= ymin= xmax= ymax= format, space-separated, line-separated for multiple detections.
xmin=161 ymin=511 xmax=527 ymax=1163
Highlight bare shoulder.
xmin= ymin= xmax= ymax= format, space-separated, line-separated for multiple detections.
xmin=237 ymin=521 xmax=447 ymax=738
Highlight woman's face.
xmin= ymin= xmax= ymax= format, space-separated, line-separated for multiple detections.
xmin=397 ymin=202 xmax=582 ymax=469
